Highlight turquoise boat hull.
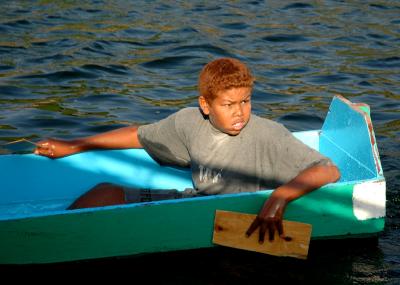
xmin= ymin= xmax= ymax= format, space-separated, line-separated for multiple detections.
xmin=0 ymin=95 xmax=386 ymax=264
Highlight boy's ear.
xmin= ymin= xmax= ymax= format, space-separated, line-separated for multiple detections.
xmin=199 ymin=96 xmax=210 ymax=115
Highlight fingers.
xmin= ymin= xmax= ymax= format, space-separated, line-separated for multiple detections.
xmin=34 ymin=141 xmax=55 ymax=158
xmin=246 ymin=217 xmax=275 ymax=244
xmin=247 ymin=219 xmax=288 ymax=244
xmin=246 ymin=217 xmax=289 ymax=244
xmin=260 ymin=221 xmax=268 ymax=244
xmin=276 ymin=219 xmax=284 ymax=238
xmin=268 ymin=223 xmax=275 ymax=242
xmin=245 ymin=218 xmax=260 ymax=238
xmin=266 ymin=220 xmax=284 ymax=242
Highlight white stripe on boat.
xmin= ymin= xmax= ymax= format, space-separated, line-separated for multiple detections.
xmin=353 ymin=180 xmax=386 ymax=220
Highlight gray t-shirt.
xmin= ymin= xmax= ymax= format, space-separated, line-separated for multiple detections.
xmin=138 ymin=107 xmax=331 ymax=195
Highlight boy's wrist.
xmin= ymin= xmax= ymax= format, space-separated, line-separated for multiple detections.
xmin=272 ymin=186 xmax=296 ymax=204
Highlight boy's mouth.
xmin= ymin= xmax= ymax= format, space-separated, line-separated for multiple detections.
xmin=232 ymin=121 xmax=245 ymax=131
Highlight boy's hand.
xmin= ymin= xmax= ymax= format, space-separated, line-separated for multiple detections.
xmin=245 ymin=195 xmax=288 ymax=243
xmin=34 ymin=138 xmax=77 ymax=158
xmin=245 ymin=164 xmax=340 ymax=243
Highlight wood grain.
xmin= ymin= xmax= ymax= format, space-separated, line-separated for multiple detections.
xmin=213 ymin=210 xmax=312 ymax=259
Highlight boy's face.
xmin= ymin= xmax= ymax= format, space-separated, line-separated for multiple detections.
xmin=199 ymin=87 xmax=252 ymax=136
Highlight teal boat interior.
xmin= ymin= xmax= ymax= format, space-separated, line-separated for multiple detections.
xmin=0 ymin=96 xmax=384 ymax=220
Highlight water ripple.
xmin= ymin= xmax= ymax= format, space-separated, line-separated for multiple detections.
xmin=141 ymin=56 xmax=200 ymax=69
xmin=26 ymin=54 xmax=73 ymax=65
xmin=219 ymin=22 xmax=249 ymax=30
xmin=168 ymin=44 xmax=232 ymax=57
xmin=17 ymin=69 xmax=98 ymax=82
xmin=263 ymin=34 xmax=309 ymax=43
xmin=80 ymin=64 xmax=130 ymax=75
xmin=306 ymin=74 xmax=353 ymax=84
xmin=283 ymin=3 xmax=313 ymax=10
xmin=360 ymin=57 xmax=400 ymax=69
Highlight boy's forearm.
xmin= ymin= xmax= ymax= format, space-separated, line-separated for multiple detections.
xmin=271 ymin=164 xmax=341 ymax=203
xmin=248 ymin=164 xmax=340 ymax=242
xmin=70 ymin=126 xmax=143 ymax=152
xmin=35 ymin=125 xmax=143 ymax=158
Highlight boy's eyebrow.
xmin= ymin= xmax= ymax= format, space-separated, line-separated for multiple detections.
xmin=243 ymin=94 xmax=251 ymax=99
xmin=222 ymin=95 xmax=251 ymax=103
xmin=240 ymin=94 xmax=251 ymax=101
xmin=222 ymin=99 xmax=235 ymax=103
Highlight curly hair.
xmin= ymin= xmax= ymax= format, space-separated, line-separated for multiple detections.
xmin=198 ymin=58 xmax=254 ymax=101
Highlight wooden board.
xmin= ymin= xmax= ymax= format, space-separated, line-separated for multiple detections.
xmin=213 ymin=210 xmax=312 ymax=259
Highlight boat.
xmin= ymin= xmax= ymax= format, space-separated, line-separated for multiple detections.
xmin=0 ymin=95 xmax=386 ymax=264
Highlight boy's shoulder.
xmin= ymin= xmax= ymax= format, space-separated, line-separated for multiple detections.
xmin=249 ymin=114 xmax=289 ymax=134
xmin=175 ymin=106 xmax=201 ymax=115
xmin=174 ymin=107 xmax=205 ymax=123
xmin=246 ymin=115 xmax=295 ymax=147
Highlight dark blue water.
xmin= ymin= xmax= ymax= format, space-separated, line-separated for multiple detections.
xmin=0 ymin=1 xmax=399 ymax=283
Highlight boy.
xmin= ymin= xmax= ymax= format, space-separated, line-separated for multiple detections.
xmin=34 ymin=58 xmax=340 ymax=243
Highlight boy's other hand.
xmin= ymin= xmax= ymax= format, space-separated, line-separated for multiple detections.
xmin=34 ymin=138 xmax=76 ymax=159
xmin=245 ymin=195 xmax=288 ymax=243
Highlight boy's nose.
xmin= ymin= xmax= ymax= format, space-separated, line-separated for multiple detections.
xmin=234 ymin=104 xmax=243 ymax=116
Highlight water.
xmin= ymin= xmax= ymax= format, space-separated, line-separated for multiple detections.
xmin=0 ymin=1 xmax=399 ymax=283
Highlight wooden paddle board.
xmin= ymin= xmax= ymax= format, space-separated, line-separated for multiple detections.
xmin=213 ymin=210 xmax=312 ymax=259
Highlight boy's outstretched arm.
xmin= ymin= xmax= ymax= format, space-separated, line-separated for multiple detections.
xmin=246 ymin=164 xmax=340 ymax=243
xmin=34 ymin=126 xmax=142 ymax=158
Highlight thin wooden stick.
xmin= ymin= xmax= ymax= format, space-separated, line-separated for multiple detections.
xmin=2 ymin=138 xmax=38 ymax=146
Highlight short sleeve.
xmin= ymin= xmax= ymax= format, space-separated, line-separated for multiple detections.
xmin=268 ymin=123 xmax=332 ymax=184
xmin=138 ymin=111 xmax=190 ymax=167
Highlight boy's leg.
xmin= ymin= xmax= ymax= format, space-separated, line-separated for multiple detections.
xmin=67 ymin=185 xmax=196 ymax=210
xmin=67 ymin=183 xmax=126 ymax=210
